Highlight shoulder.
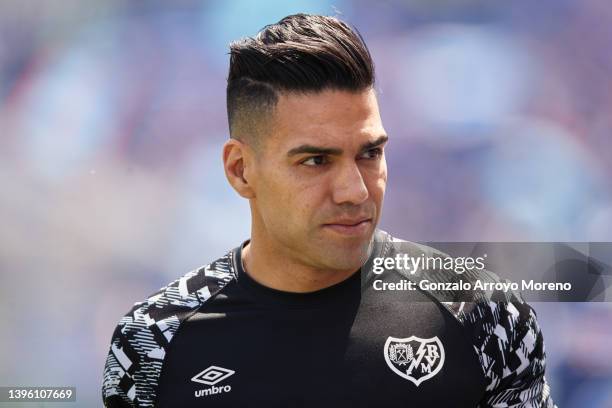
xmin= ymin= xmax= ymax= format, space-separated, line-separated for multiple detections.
xmin=101 ymin=249 xmax=238 ymax=407
xmin=376 ymin=230 xmax=555 ymax=407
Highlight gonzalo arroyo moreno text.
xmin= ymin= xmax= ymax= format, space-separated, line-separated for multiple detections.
xmin=371 ymin=255 xmax=572 ymax=293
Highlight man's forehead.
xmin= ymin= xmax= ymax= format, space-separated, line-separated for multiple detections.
xmin=276 ymin=88 xmax=379 ymax=118
xmin=270 ymin=88 xmax=384 ymax=148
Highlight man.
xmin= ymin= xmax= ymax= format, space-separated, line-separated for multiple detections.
xmin=102 ymin=14 xmax=555 ymax=407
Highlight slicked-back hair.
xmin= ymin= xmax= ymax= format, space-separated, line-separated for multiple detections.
xmin=226 ymin=13 xmax=375 ymax=146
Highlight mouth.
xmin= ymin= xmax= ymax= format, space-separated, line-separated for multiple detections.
xmin=322 ymin=218 xmax=373 ymax=236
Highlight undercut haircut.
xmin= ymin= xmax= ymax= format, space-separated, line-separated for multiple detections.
xmin=226 ymin=13 xmax=375 ymax=147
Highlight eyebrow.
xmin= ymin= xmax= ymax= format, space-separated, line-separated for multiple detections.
xmin=287 ymin=135 xmax=388 ymax=157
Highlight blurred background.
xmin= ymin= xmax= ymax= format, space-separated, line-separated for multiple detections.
xmin=1 ymin=0 xmax=611 ymax=406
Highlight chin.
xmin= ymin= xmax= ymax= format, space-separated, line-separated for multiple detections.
xmin=316 ymin=238 xmax=372 ymax=271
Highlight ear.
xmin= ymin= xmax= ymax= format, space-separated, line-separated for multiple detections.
xmin=223 ymin=139 xmax=256 ymax=199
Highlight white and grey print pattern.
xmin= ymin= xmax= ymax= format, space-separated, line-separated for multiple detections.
xmin=101 ymin=253 xmax=235 ymax=407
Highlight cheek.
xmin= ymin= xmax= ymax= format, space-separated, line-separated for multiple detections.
xmin=380 ymin=164 xmax=388 ymax=191
xmin=286 ymin=179 xmax=324 ymax=221
xmin=280 ymin=174 xmax=331 ymax=230
xmin=259 ymin=170 xmax=319 ymax=225
xmin=366 ymin=163 xmax=388 ymax=199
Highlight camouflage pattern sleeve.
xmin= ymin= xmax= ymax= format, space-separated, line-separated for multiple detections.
xmin=101 ymin=252 xmax=236 ymax=407
xmin=455 ymin=299 xmax=556 ymax=407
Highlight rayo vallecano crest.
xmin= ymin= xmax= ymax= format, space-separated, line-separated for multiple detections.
xmin=383 ymin=336 xmax=445 ymax=386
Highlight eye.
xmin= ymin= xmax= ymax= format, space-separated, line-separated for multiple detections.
xmin=359 ymin=147 xmax=383 ymax=160
xmin=301 ymin=155 xmax=329 ymax=166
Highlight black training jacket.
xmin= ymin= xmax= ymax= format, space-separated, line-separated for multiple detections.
xmin=102 ymin=229 xmax=555 ymax=407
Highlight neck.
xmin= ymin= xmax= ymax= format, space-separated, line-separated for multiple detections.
xmin=241 ymin=231 xmax=360 ymax=293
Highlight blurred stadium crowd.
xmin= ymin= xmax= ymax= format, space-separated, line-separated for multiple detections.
xmin=0 ymin=0 xmax=611 ymax=406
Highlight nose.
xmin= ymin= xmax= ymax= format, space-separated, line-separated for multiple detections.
xmin=331 ymin=161 xmax=369 ymax=205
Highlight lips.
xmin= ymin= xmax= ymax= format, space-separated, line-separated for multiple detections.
xmin=325 ymin=217 xmax=371 ymax=226
xmin=322 ymin=217 xmax=373 ymax=236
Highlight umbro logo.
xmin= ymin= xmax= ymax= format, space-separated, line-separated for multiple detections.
xmin=192 ymin=365 xmax=235 ymax=385
xmin=192 ymin=365 xmax=235 ymax=398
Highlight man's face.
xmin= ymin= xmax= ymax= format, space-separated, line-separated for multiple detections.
xmin=248 ymin=88 xmax=388 ymax=272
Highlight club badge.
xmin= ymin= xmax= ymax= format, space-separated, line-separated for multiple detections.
xmin=383 ymin=336 xmax=445 ymax=386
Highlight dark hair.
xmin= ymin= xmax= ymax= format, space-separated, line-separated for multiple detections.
xmin=226 ymin=13 xmax=375 ymax=144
